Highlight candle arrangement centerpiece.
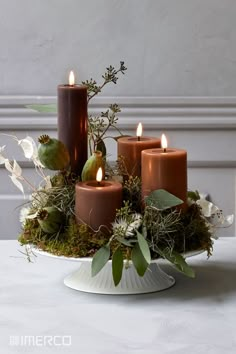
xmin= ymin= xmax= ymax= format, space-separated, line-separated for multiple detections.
xmin=0 ymin=62 xmax=233 ymax=293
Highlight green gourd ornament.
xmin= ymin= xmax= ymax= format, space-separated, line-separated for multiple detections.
xmin=81 ymin=151 xmax=105 ymax=181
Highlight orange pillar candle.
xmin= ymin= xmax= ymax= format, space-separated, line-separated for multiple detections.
xmin=117 ymin=123 xmax=161 ymax=177
xmin=75 ymin=168 xmax=122 ymax=230
xmin=142 ymin=134 xmax=187 ymax=208
xmin=58 ymin=71 xmax=88 ymax=177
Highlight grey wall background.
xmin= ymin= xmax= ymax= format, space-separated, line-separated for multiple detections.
xmin=1 ymin=0 xmax=236 ymax=239
xmin=0 ymin=0 xmax=236 ymax=96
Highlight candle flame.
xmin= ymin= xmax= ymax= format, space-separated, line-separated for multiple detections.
xmin=96 ymin=167 xmax=103 ymax=182
xmin=69 ymin=70 xmax=75 ymax=86
xmin=161 ymin=134 xmax=168 ymax=149
xmin=136 ymin=123 xmax=143 ymax=138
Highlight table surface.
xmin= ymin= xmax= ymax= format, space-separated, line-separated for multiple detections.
xmin=1 ymin=238 xmax=236 ymax=354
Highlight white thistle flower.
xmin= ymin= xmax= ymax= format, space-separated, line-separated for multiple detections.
xmin=19 ymin=207 xmax=31 ymax=226
xmin=19 ymin=207 xmax=38 ymax=226
xmin=112 ymin=213 xmax=142 ymax=238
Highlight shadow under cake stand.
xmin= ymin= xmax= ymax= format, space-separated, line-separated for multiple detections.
xmin=32 ymin=247 xmax=203 ymax=295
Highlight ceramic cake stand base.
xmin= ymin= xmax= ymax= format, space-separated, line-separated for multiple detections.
xmin=63 ymin=261 xmax=175 ymax=295
xmin=33 ymin=247 xmax=202 ymax=295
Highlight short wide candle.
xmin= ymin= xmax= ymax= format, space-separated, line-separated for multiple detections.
xmin=142 ymin=148 xmax=187 ymax=208
xmin=118 ymin=136 xmax=161 ymax=177
xmin=75 ymin=180 xmax=122 ymax=230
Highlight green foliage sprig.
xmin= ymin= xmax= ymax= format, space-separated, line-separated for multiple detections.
xmin=83 ymin=61 xmax=127 ymax=102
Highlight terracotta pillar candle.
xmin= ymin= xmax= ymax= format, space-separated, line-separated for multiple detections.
xmin=142 ymin=134 xmax=187 ymax=209
xmin=75 ymin=168 xmax=122 ymax=230
xmin=58 ymin=71 xmax=88 ymax=176
xmin=117 ymin=123 xmax=161 ymax=177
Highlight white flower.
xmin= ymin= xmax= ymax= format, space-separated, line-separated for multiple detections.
xmin=196 ymin=198 xmax=218 ymax=218
xmin=196 ymin=195 xmax=234 ymax=233
xmin=112 ymin=213 xmax=142 ymax=238
xmin=19 ymin=207 xmax=38 ymax=226
xmin=19 ymin=207 xmax=30 ymax=226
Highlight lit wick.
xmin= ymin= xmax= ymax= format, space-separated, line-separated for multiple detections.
xmin=136 ymin=122 xmax=142 ymax=142
xmin=161 ymin=133 xmax=168 ymax=153
xmin=69 ymin=70 xmax=75 ymax=86
xmin=96 ymin=167 xmax=103 ymax=186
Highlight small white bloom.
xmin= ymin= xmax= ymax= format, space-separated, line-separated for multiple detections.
xmin=19 ymin=207 xmax=38 ymax=226
xmin=112 ymin=213 xmax=142 ymax=238
xmin=197 ymin=195 xmax=234 ymax=232
xmin=209 ymin=210 xmax=234 ymax=228
xmin=127 ymin=214 xmax=142 ymax=236
xmin=196 ymin=198 xmax=218 ymax=218
xmin=19 ymin=207 xmax=30 ymax=225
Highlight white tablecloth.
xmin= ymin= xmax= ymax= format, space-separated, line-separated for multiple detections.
xmin=0 ymin=238 xmax=236 ymax=354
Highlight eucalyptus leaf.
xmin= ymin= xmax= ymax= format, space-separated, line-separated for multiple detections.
xmin=26 ymin=104 xmax=57 ymax=113
xmin=158 ymin=248 xmax=195 ymax=278
xmin=145 ymin=189 xmax=183 ymax=210
xmin=116 ymin=236 xmax=137 ymax=247
xmin=131 ymin=243 xmax=149 ymax=276
xmin=136 ymin=231 xmax=151 ymax=264
xmin=112 ymin=247 xmax=124 ymax=286
xmin=91 ymin=245 xmax=110 ymax=277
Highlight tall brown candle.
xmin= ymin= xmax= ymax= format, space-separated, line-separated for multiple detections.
xmin=117 ymin=123 xmax=161 ymax=177
xmin=142 ymin=135 xmax=187 ymax=209
xmin=58 ymin=71 xmax=88 ymax=176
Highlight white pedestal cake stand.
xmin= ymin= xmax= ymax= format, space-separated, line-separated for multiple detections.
xmin=32 ymin=247 xmax=203 ymax=295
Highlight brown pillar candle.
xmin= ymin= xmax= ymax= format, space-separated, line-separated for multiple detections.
xmin=75 ymin=168 xmax=122 ymax=230
xmin=142 ymin=134 xmax=187 ymax=209
xmin=117 ymin=123 xmax=161 ymax=177
xmin=58 ymin=71 xmax=88 ymax=176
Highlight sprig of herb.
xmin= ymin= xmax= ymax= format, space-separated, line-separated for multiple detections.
xmin=82 ymin=61 xmax=127 ymax=103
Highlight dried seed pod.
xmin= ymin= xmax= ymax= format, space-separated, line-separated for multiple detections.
xmin=81 ymin=151 xmax=105 ymax=182
xmin=38 ymin=135 xmax=70 ymax=170
xmin=37 ymin=207 xmax=64 ymax=234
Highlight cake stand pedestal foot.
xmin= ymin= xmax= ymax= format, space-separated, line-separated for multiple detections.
xmin=64 ymin=262 xmax=175 ymax=295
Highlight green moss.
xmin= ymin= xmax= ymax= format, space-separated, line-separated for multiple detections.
xmin=19 ymin=202 xmax=213 ymax=260
xmin=19 ymin=217 xmax=111 ymax=258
